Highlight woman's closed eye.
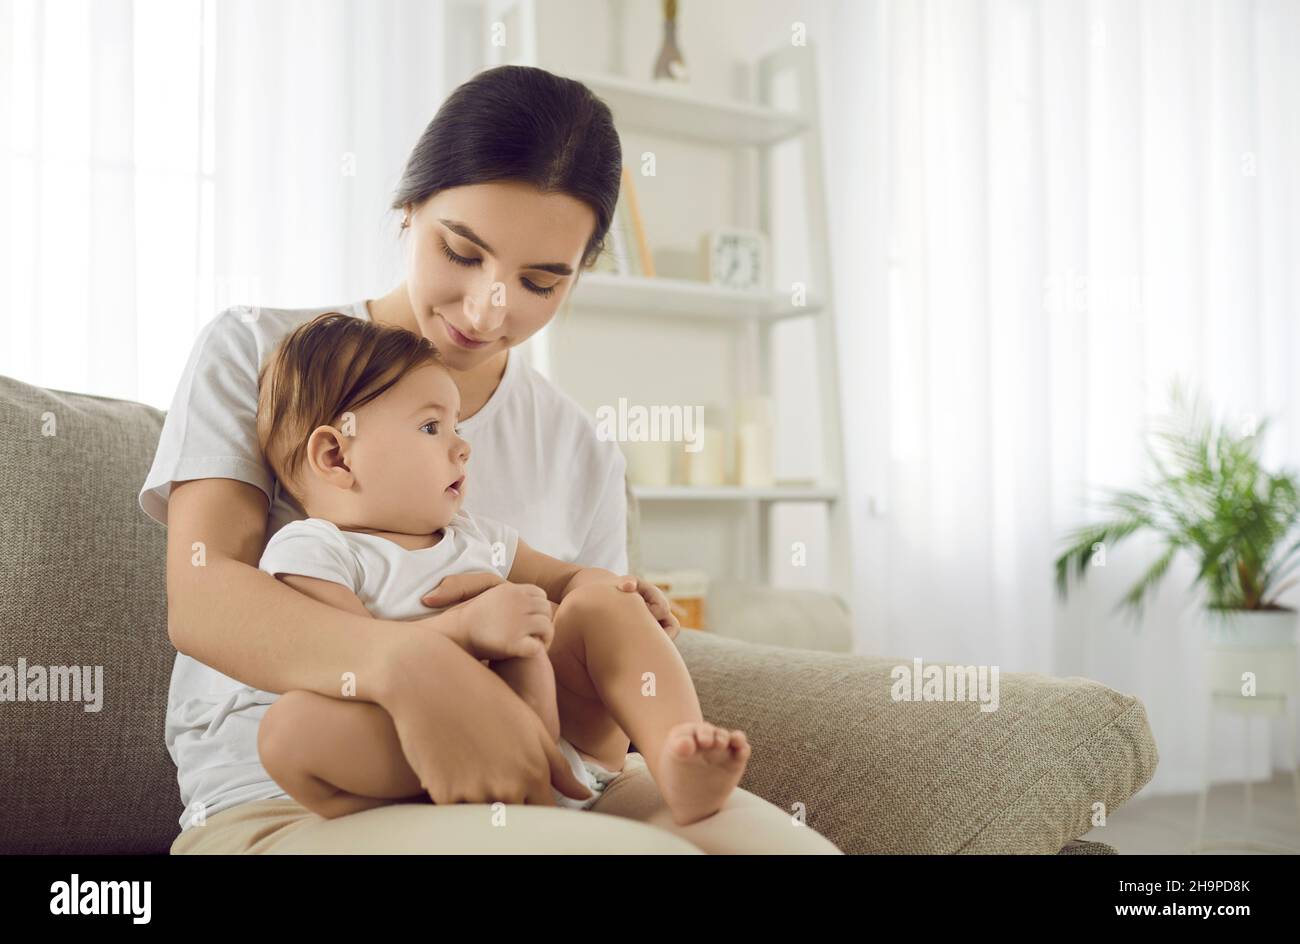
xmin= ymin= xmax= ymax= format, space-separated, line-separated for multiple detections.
xmin=439 ymin=237 xmax=559 ymax=298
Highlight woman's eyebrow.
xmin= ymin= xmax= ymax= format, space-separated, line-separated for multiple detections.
xmin=439 ymin=218 xmax=574 ymax=276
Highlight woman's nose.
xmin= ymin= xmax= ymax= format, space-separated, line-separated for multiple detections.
xmin=462 ymin=282 xmax=506 ymax=336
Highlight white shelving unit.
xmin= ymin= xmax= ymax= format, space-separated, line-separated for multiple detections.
xmin=476 ymin=0 xmax=852 ymax=606
xmin=565 ymin=272 xmax=825 ymax=322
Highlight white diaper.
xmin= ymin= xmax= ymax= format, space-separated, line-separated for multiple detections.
xmin=553 ymin=737 xmax=622 ymax=810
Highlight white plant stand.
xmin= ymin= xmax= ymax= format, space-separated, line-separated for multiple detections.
xmin=1191 ymin=644 xmax=1300 ymax=853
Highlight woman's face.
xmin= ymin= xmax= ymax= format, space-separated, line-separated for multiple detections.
xmin=401 ymin=180 xmax=597 ymax=371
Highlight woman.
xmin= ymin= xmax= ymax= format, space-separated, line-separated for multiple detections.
xmin=140 ymin=64 xmax=840 ymax=854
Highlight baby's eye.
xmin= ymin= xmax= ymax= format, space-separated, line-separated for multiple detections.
xmin=420 ymin=420 xmax=439 ymax=435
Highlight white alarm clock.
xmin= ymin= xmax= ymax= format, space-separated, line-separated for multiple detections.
xmin=702 ymin=227 xmax=768 ymax=292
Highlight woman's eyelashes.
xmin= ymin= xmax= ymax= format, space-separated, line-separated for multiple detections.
xmin=438 ymin=236 xmax=558 ymax=298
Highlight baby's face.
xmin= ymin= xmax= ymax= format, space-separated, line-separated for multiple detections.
xmin=344 ymin=362 xmax=469 ymax=534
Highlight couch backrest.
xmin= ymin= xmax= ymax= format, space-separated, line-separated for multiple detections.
xmin=0 ymin=373 xmax=644 ymax=853
xmin=0 ymin=375 xmax=177 ymax=853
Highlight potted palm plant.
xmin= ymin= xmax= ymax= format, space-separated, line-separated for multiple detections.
xmin=1054 ymin=378 xmax=1300 ymax=653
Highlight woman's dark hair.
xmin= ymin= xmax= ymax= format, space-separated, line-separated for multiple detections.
xmin=392 ymin=65 xmax=623 ymax=270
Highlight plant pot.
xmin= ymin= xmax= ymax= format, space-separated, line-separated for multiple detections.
xmin=1203 ymin=608 xmax=1298 ymax=698
xmin=1204 ymin=607 xmax=1298 ymax=649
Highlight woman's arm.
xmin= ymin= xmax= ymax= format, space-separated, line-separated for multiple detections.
xmin=166 ymin=478 xmax=426 ymax=699
xmin=165 ymin=478 xmax=592 ymax=804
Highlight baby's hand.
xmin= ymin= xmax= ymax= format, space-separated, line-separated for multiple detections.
xmin=440 ymin=580 xmax=554 ymax=660
xmin=614 ymin=575 xmax=682 ymax=640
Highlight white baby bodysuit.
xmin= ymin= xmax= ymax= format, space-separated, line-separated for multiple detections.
xmin=259 ymin=510 xmax=520 ymax=622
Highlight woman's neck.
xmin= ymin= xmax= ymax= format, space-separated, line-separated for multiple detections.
xmin=367 ymin=283 xmax=509 ymax=421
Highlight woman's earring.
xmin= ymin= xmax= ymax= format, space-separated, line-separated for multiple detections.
xmin=401 ymin=216 xmax=410 ymax=230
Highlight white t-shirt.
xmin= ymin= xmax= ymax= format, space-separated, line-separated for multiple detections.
xmin=139 ymin=301 xmax=628 ymax=830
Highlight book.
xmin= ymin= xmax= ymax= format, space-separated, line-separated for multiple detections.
xmin=620 ymin=165 xmax=655 ymax=277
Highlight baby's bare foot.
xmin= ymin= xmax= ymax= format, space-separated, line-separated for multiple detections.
xmin=655 ymin=722 xmax=751 ymax=826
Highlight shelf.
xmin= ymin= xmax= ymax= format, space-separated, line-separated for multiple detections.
xmin=483 ymin=34 xmax=854 ymax=597
xmin=571 ymin=71 xmax=808 ymax=147
xmin=569 ymin=273 xmax=822 ymax=321
xmin=632 ymin=485 xmax=839 ymax=503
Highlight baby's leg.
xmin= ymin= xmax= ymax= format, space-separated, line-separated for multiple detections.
xmin=549 ymin=585 xmax=750 ymax=825
xmin=489 ymin=645 xmax=562 ymax=743
xmin=258 ymin=690 xmax=426 ymax=819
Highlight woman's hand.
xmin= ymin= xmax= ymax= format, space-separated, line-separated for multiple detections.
xmin=375 ymin=629 xmax=592 ymax=807
xmin=613 ymin=575 xmax=682 ymax=641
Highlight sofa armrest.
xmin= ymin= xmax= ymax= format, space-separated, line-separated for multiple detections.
xmin=674 ymin=630 xmax=1158 ymax=854
xmin=704 ymin=579 xmax=852 ymax=652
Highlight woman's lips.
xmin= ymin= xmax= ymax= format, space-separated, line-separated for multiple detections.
xmin=441 ymin=316 xmax=491 ymax=350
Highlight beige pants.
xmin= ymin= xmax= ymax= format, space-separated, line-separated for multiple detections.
xmin=171 ymin=752 xmax=843 ymax=854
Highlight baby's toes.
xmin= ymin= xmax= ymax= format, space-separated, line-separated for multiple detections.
xmin=677 ymin=722 xmax=708 ymax=750
xmin=712 ymin=733 xmax=754 ymax=769
xmin=729 ymin=731 xmax=752 ymax=762
xmin=702 ymin=726 xmax=736 ymax=761
xmin=667 ymin=723 xmax=702 ymax=758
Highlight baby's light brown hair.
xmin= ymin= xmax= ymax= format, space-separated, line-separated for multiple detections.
xmin=256 ymin=312 xmax=443 ymax=508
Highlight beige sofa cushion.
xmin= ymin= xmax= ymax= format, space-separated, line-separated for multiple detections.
xmin=675 ymin=631 xmax=1157 ymax=853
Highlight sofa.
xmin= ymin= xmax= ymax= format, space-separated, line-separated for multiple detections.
xmin=0 ymin=374 xmax=1159 ymax=853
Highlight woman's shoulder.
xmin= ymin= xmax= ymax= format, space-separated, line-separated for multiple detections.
xmin=198 ymin=301 xmax=370 ymax=368
xmin=511 ymin=358 xmax=625 ymax=469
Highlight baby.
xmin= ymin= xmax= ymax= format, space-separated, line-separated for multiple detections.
xmin=251 ymin=312 xmax=750 ymax=825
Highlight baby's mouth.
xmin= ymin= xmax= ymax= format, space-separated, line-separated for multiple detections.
xmin=446 ymin=475 xmax=465 ymax=495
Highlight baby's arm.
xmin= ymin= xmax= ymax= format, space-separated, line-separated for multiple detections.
xmin=506 ymin=541 xmax=626 ymax=604
xmin=276 ymin=573 xmax=375 ymax=618
xmin=489 ymin=641 xmax=562 ymax=743
xmin=507 ymin=542 xmax=680 ymax=636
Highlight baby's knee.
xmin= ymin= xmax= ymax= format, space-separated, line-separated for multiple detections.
xmin=555 ymin=583 xmax=650 ymax=634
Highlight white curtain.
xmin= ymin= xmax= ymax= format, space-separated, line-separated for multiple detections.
xmin=829 ymin=0 xmax=1300 ymax=797
xmin=0 ymin=0 xmax=451 ymax=409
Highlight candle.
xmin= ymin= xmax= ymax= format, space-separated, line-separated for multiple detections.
xmin=683 ymin=426 xmax=725 ymax=486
